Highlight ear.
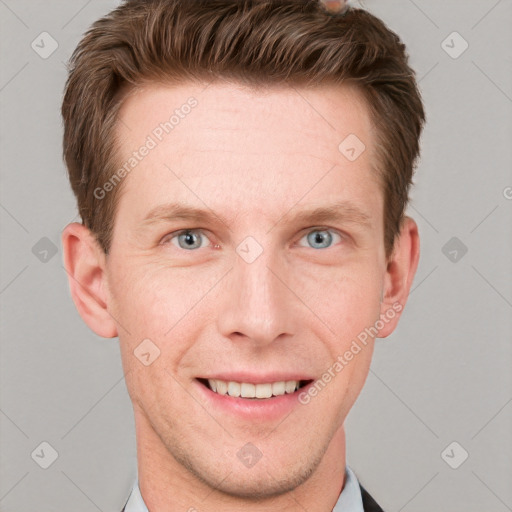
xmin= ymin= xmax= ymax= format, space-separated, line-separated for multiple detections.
xmin=61 ymin=222 xmax=118 ymax=338
xmin=377 ymin=216 xmax=420 ymax=338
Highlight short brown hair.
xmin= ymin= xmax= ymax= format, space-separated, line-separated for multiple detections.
xmin=62 ymin=0 xmax=425 ymax=257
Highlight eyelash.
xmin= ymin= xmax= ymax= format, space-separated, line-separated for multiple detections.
xmin=161 ymin=227 xmax=344 ymax=251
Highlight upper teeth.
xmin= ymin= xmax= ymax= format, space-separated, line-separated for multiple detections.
xmin=208 ymin=379 xmax=300 ymax=398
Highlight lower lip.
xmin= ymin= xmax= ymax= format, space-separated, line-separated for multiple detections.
xmin=194 ymin=379 xmax=313 ymax=421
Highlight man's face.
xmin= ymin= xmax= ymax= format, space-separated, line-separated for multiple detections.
xmin=106 ymin=81 xmax=389 ymax=497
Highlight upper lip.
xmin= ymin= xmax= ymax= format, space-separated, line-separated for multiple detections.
xmin=198 ymin=373 xmax=314 ymax=384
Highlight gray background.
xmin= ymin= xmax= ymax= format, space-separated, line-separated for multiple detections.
xmin=1 ymin=0 xmax=511 ymax=511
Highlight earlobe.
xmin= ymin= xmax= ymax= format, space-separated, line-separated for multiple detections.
xmin=377 ymin=216 xmax=420 ymax=338
xmin=61 ymin=222 xmax=118 ymax=338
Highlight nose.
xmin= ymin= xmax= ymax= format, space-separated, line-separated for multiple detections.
xmin=216 ymin=246 xmax=298 ymax=347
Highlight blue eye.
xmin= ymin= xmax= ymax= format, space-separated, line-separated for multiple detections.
xmin=299 ymin=229 xmax=342 ymax=249
xmin=163 ymin=228 xmax=342 ymax=251
xmin=169 ymin=229 xmax=209 ymax=250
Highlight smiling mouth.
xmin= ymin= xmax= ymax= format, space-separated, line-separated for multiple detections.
xmin=197 ymin=378 xmax=313 ymax=399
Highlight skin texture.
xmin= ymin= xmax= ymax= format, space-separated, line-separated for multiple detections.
xmin=62 ymin=81 xmax=420 ymax=511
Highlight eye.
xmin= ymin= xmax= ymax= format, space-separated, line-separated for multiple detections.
xmin=163 ymin=229 xmax=211 ymax=250
xmin=298 ymin=228 xmax=343 ymax=249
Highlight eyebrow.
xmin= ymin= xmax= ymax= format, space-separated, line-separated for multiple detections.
xmin=139 ymin=201 xmax=372 ymax=231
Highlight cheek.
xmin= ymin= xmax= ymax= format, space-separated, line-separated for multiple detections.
xmin=297 ymin=263 xmax=383 ymax=404
xmin=109 ymin=261 xmax=224 ymax=345
xmin=295 ymin=260 xmax=383 ymax=339
xmin=110 ymin=251 xmax=384 ymax=349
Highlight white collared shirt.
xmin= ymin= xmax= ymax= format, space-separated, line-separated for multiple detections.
xmin=123 ymin=465 xmax=364 ymax=511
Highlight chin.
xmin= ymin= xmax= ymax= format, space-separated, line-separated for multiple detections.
xmin=171 ymin=437 xmax=326 ymax=501
xmin=200 ymin=462 xmax=318 ymax=501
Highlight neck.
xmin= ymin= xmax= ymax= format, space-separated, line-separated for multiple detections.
xmin=134 ymin=409 xmax=347 ymax=512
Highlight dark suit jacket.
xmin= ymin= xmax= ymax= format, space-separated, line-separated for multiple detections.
xmin=360 ymin=483 xmax=385 ymax=512
xmin=122 ymin=484 xmax=384 ymax=511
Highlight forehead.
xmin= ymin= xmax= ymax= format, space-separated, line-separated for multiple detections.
xmin=112 ymin=80 xmax=380 ymax=228
xmin=117 ymin=80 xmax=374 ymax=154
